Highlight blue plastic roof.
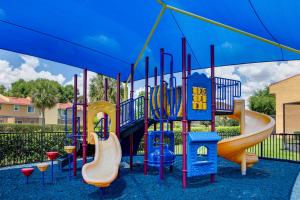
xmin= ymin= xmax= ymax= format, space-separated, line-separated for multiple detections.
xmin=187 ymin=132 xmax=221 ymax=142
xmin=0 ymin=0 xmax=299 ymax=81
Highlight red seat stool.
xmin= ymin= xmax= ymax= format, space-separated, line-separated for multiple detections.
xmin=47 ymin=151 xmax=59 ymax=183
xmin=21 ymin=168 xmax=34 ymax=184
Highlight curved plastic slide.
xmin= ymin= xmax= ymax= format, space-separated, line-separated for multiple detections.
xmin=82 ymin=132 xmax=121 ymax=187
xmin=218 ymin=99 xmax=275 ymax=174
xmin=82 ymin=100 xmax=121 ymax=188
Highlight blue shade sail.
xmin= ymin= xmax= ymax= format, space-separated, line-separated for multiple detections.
xmin=0 ymin=0 xmax=299 ymax=81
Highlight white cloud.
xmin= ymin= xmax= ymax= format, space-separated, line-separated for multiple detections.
xmin=0 ymin=54 xmax=66 ymax=88
xmin=204 ymin=61 xmax=300 ymax=104
xmin=204 ymin=65 xmax=241 ymax=81
xmin=134 ymin=87 xmax=145 ymax=98
xmin=236 ymin=61 xmax=300 ymax=100
xmin=133 ymin=61 xmax=300 ymax=104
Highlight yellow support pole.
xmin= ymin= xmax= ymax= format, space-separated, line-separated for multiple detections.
xmin=127 ymin=5 xmax=167 ymax=82
xmin=124 ymin=83 xmax=129 ymax=100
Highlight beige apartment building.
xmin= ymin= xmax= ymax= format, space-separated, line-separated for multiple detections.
xmin=0 ymin=94 xmax=41 ymax=124
xmin=0 ymin=94 xmax=82 ymax=125
xmin=269 ymin=74 xmax=300 ymax=133
xmin=45 ymin=103 xmax=83 ymax=125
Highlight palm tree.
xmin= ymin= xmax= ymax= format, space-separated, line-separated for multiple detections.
xmin=89 ymin=75 xmax=124 ymax=103
xmin=31 ymin=79 xmax=60 ymax=126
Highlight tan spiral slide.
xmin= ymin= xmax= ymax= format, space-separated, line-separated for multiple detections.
xmin=218 ymin=99 xmax=275 ymax=175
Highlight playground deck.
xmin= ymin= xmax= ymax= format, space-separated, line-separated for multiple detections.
xmin=1 ymin=156 xmax=299 ymax=200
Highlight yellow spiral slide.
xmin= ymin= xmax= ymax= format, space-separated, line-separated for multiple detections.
xmin=218 ymin=99 xmax=275 ymax=175
xmin=82 ymin=101 xmax=122 ymax=187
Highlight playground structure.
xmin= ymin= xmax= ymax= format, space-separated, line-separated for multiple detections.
xmin=51 ymin=37 xmax=275 ymax=189
xmin=0 ymin=1 xmax=297 ymax=198
xmin=0 ymin=1 xmax=297 ymax=199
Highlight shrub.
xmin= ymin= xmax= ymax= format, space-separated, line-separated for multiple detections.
xmin=148 ymin=126 xmax=240 ymax=145
xmin=0 ymin=124 xmax=72 ymax=133
xmin=0 ymin=131 xmax=67 ymax=167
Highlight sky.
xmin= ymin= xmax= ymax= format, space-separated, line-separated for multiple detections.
xmin=0 ymin=49 xmax=300 ymax=102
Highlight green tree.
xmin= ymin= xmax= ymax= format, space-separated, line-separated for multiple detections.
xmin=138 ymin=90 xmax=145 ymax=97
xmin=7 ymin=79 xmax=32 ymax=97
xmin=89 ymin=75 xmax=124 ymax=103
xmin=60 ymin=85 xmax=74 ymax=103
xmin=30 ymin=79 xmax=60 ymax=126
xmin=0 ymin=85 xmax=6 ymax=94
xmin=249 ymin=87 xmax=275 ymax=115
xmin=6 ymin=79 xmax=73 ymax=103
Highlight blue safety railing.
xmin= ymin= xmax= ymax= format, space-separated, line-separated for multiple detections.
xmin=91 ymin=96 xmax=144 ymax=139
xmin=120 ymin=96 xmax=144 ymax=128
xmin=215 ymin=77 xmax=241 ymax=113
xmin=149 ymin=77 xmax=241 ymax=119
xmin=64 ymin=107 xmax=81 ymax=143
xmin=94 ymin=117 xmax=109 ymax=139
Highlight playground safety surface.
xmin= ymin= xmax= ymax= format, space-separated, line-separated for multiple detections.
xmin=0 ymin=156 xmax=299 ymax=200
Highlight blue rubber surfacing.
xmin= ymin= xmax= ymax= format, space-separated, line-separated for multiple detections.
xmin=0 ymin=156 xmax=299 ymax=200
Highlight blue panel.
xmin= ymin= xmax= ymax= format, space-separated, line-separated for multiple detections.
xmin=187 ymin=73 xmax=212 ymax=121
xmin=187 ymin=132 xmax=220 ymax=177
xmin=188 ymin=132 xmax=221 ymax=142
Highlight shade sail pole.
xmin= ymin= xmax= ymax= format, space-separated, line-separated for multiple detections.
xmin=127 ymin=5 xmax=167 ymax=82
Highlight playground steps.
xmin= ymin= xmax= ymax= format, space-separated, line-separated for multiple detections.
xmin=120 ymin=119 xmax=154 ymax=156
xmin=215 ymin=110 xmax=234 ymax=115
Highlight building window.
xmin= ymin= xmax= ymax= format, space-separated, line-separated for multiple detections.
xmin=27 ymin=106 xmax=35 ymax=113
xmin=16 ymin=120 xmax=22 ymax=124
xmin=13 ymin=105 xmax=20 ymax=111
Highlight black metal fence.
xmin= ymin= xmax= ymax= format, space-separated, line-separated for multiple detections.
xmin=247 ymin=133 xmax=300 ymax=162
xmin=0 ymin=131 xmax=67 ymax=167
xmin=1 ymin=131 xmax=299 ymax=167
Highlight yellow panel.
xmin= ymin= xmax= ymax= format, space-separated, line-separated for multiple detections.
xmin=203 ymin=103 xmax=207 ymax=110
xmin=203 ymin=95 xmax=207 ymax=103
xmin=87 ymin=101 xmax=116 ymax=144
